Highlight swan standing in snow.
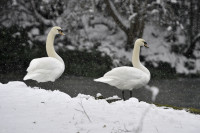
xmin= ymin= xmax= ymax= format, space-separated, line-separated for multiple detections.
xmin=24 ymin=26 xmax=65 ymax=82
xmin=94 ymin=39 xmax=150 ymax=100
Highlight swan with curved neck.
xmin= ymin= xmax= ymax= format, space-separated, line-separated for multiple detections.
xmin=132 ymin=39 xmax=150 ymax=76
xmin=94 ymin=38 xmax=150 ymax=100
xmin=24 ymin=26 xmax=65 ymax=82
xmin=46 ymin=27 xmax=64 ymax=64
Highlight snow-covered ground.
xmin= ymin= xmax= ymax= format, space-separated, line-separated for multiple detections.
xmin=0 ymin=81 xmax=200 ymax=133
xmin=78 ymin=18 xmax=200 ymax=74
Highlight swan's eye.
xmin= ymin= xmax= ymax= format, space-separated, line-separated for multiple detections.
xmin=57 ymin=29 xmax=63 ymax=32
xmin=144 ymin=41 xmax=147 ymax=44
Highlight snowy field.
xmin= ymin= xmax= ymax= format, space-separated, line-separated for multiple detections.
xmin=0 ymin=81 xmax=200 ymax=133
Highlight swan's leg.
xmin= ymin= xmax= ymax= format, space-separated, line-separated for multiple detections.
xmin=52 ymin=82 xmax=55 ymax=90
xmin=122 ymin=90 xmax=125 ymax=100
xmin=37 ymin=82 xmax=41 ymax=89
xmin=130 ymin=90 xmax=132 ymax=98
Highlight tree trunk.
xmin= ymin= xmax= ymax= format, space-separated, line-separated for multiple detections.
xmin=104 ymin=0 xmax=145 ymax=51
xmin=126 ymin=32 xmax=134 ymax=50
xmin=184 ymin=42 xmax=196 ymax=58
xmin=184 ymin=0 xmax=195 ymax=58
xmin=126 ymin=13 xmax=145 ymax=50
xmin=184 ymin=34 xmax=200 ymax=58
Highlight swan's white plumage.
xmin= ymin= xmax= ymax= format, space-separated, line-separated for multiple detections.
xmin=24 ymin=26 xmax=65 ymax=82
xmin=24 ymin=57 xmax=64 ymax=82
xmin=94 ymin=38 xmax=150 ymax=92
xmin=94 ymin=66 xmax=148 ymax=90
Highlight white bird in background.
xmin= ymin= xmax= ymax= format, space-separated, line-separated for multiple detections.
xmin=94 ymin=39 xmax=150 ymax=100
xmin=24 ymin=26 xmax=65 ymax=82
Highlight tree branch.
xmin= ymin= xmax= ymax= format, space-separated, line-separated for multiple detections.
xmin=17 ymin=0 xmax=32 ymax=15
xmin=75 ymin=100 xmax=92 ymax=123
xmin=104 ymin=0 xmax=129 ymax=33
xmin=184 ymin=33 xmax=200 ymax=58
xmin=30 ymin=0 xmax=55 ymax=26
xmin=193 ymin=33 xmax=200 ymax=45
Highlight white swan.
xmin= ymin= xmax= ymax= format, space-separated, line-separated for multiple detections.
xmin=94 ymin=38 xmax=150 ymax=100
xmin=24 ymin=26 xmax=65 ymax=82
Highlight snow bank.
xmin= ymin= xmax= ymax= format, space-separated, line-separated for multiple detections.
xmin=0 ymin=81 xmax=200 ymax=133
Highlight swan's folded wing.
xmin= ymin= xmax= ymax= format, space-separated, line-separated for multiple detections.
xmin=26 ymin=57 xmax=63 ymax=73
xmin=24 ymin=57 xmax=64 ymax=82
xmin=94 ymin=66 xmax=146 ymax=89
xmin=104 ymin=66 xmax=144 ymax=80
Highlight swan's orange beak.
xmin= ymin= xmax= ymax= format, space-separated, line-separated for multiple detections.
xmin=144 ymin=42 xmax=149 ymax=48
xmin=59 ymin=30 xmax=65 ymax=35
xmin=144 ymin=44 xmax=149 ymax=48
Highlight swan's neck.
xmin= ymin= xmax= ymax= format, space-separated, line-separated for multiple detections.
xmin=132 ymin=44 xmax=150 ymax=76
xmin=46 ymin=31 xmax=64 ymax=64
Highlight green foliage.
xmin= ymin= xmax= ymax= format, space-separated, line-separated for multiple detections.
xmin=170 ymin=44 xmax=186 ymax=54
xmin=146 ymin=61 xmax=177 ymax=79
xmin=0 ymin=26 xmax=32 ymax=73
xmin=60 ymin=50 xmax=112 ymax=77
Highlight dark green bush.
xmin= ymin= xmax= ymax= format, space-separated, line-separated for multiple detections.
xmin=59 ymin=50 xmax=112 ymax=77
xmin=0 ymin=26 xmax=33 ymax=73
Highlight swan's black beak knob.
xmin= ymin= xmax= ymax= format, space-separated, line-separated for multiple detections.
xmin=58 ymin=29 xmax=65 ymax=35
xmin=144 ymin=42 xmax=149 ymax=48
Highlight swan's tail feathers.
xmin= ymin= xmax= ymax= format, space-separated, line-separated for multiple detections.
xmin=23 ymin=73 xmax=54 ymax=83
xmin=23 ymin=75 xmax=31 ymax=81
xmin=94 ymin=77 xmax=113 ymax=83
xmin=94 ymin=77 xmax=121 ymax=88
xmin=23 ymin=73 xmax=33 ymax=80
xmin=23 ymin=73 xmax=37 ymax=81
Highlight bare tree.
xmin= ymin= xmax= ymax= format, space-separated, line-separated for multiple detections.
xmin=0 ymin=0 xmax=65 ymax=28
xmin=103 ymin=0 xmax=147 ymax=50
xmin=184 ymin=0 xmax=200 ymax=58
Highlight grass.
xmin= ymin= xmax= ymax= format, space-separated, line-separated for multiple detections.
xmin=155 ymin=103 xmax=200 ymax=115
